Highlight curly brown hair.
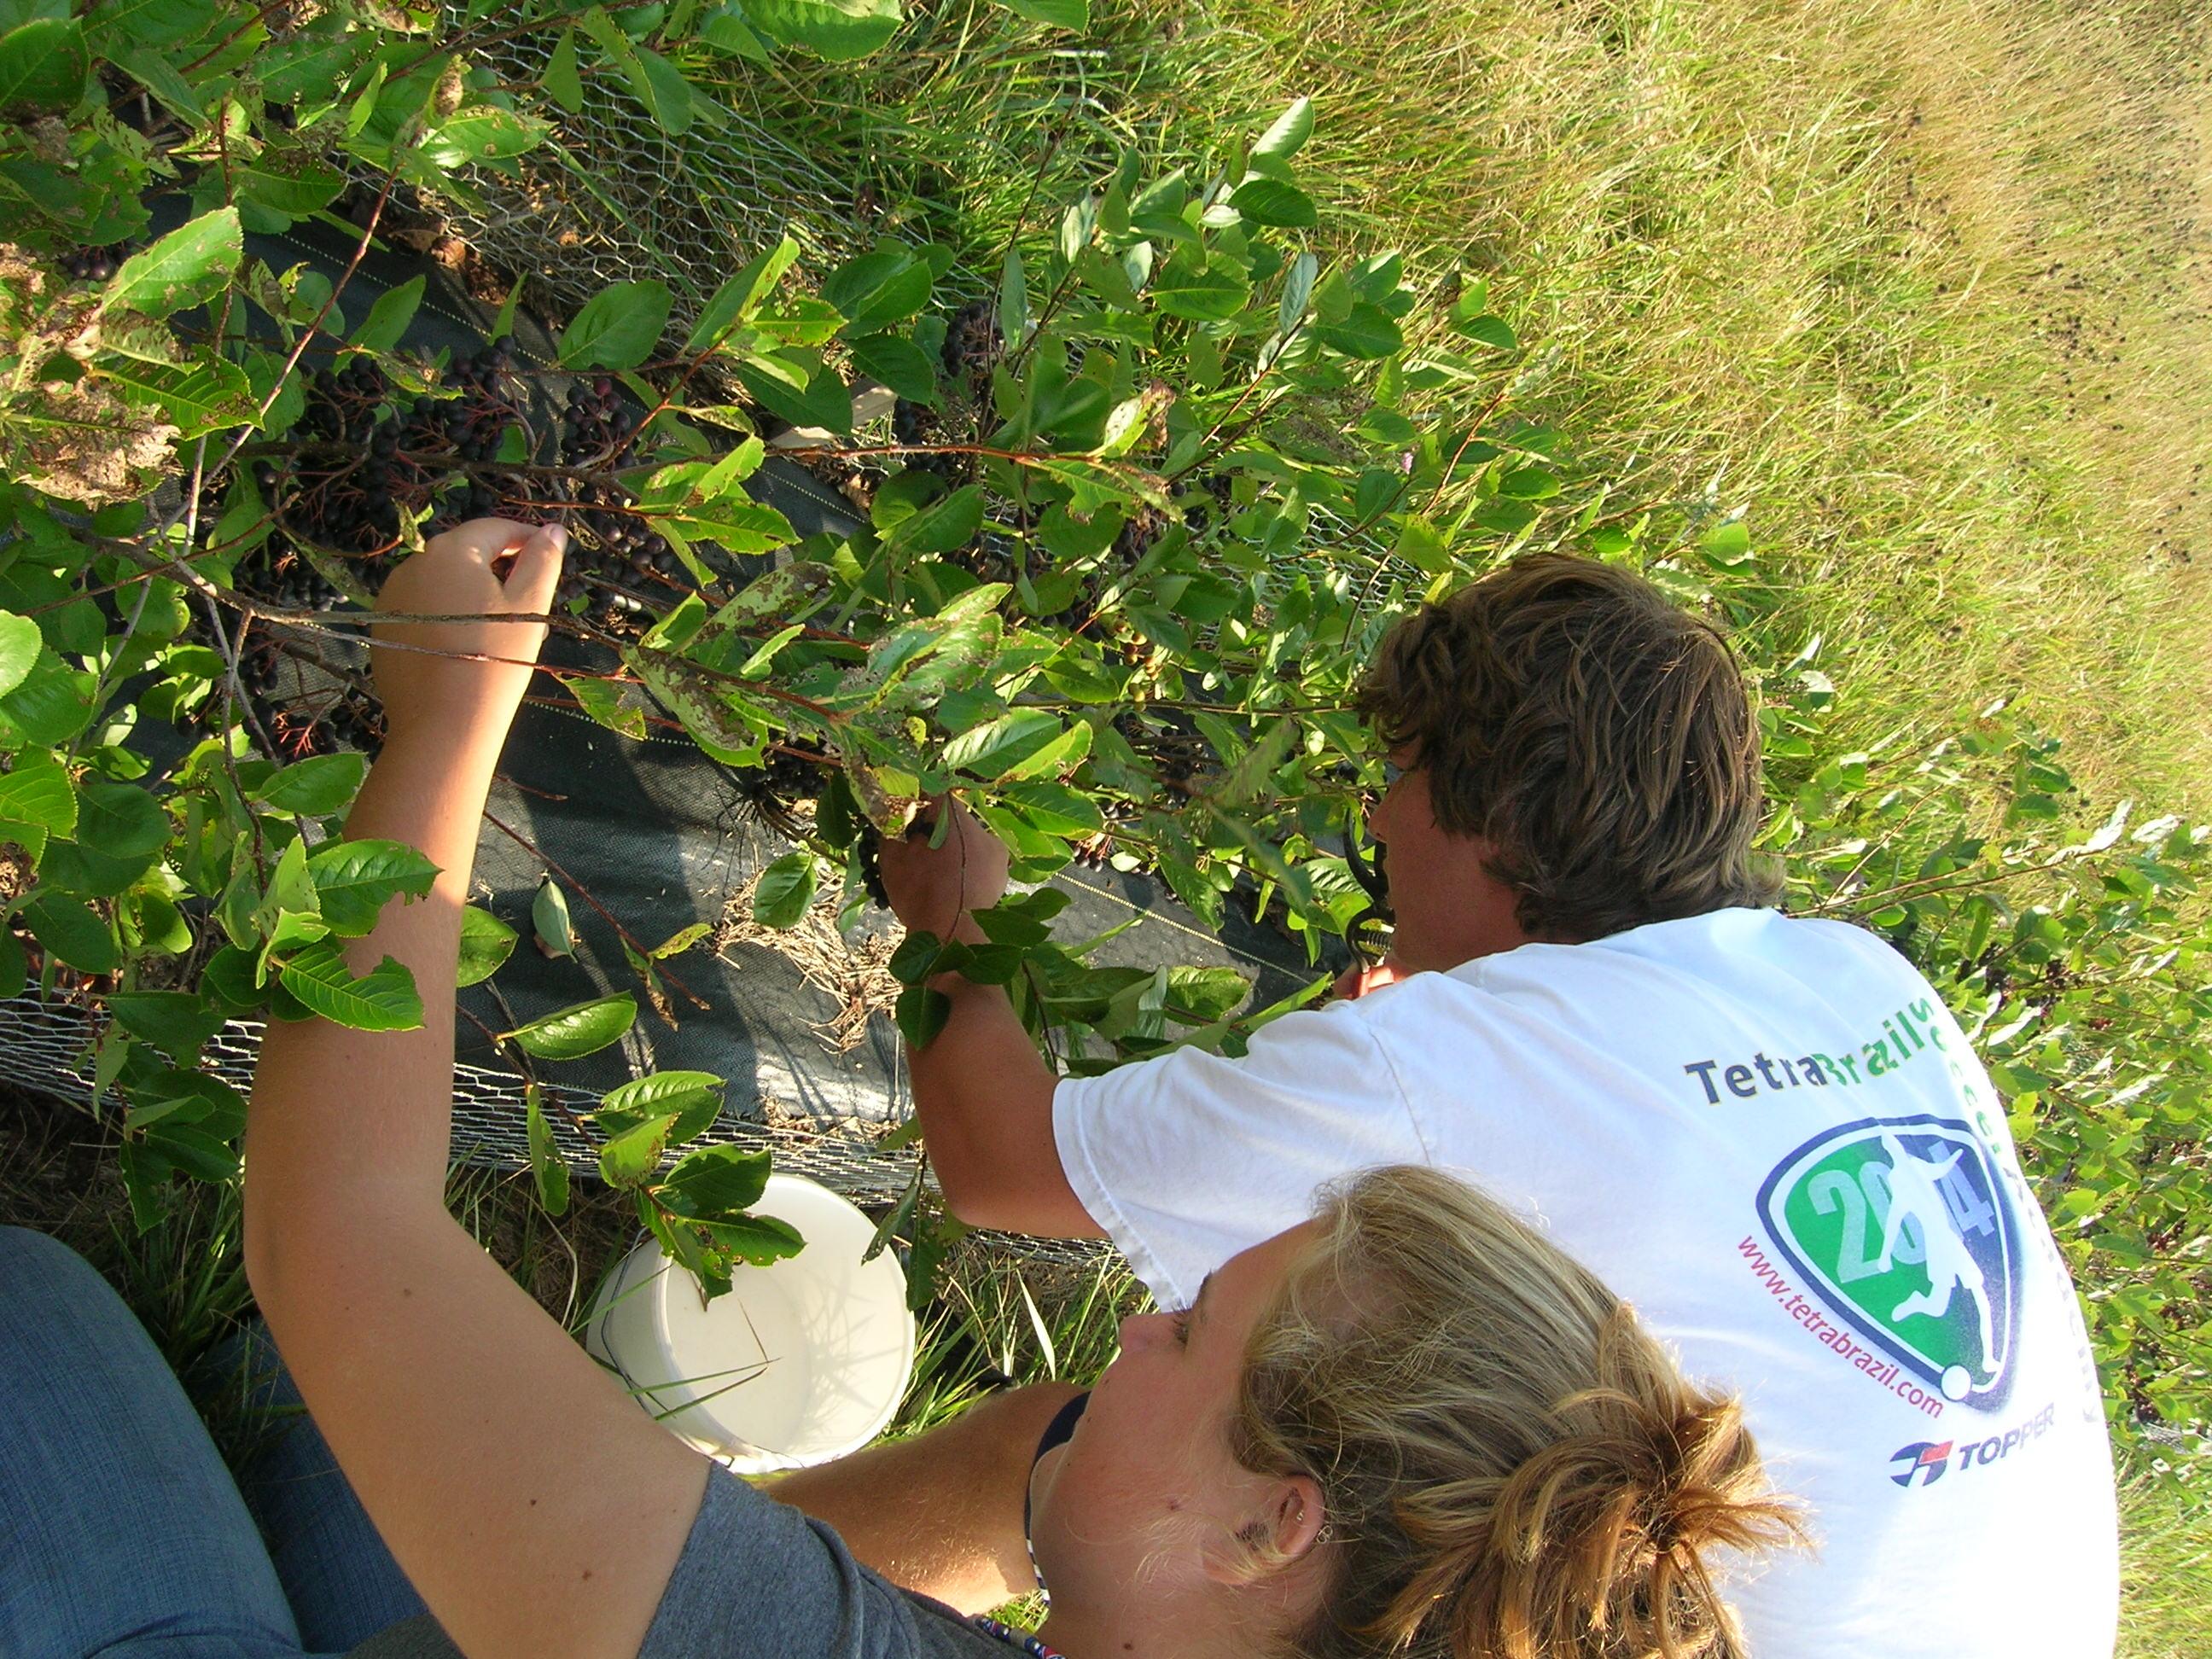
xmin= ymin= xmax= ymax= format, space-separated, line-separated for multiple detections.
xmin=1356 ymin=554 xmax=1776 ymax=942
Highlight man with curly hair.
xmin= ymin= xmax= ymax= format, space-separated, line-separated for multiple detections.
xmin=876 ymin=552 xmax=2118 ymax=1657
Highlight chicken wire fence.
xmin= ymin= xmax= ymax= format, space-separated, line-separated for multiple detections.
xmin=431 ymin=26 xmax=956 ymax=338
xmin=0 ymin=993 xmax=1124 ymax=1265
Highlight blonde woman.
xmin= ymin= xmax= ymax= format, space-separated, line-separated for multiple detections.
xmin=0 ymin=521 xmax=1796 ymax=1659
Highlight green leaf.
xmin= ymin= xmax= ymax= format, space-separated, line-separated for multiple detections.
xmin=1393 ymin=515 xmax=1451 ymax=576
xmin=0 ymin=653 xmax=95 ymax=747
xmin=544 ymin=28 xmax=584 ymax=113
xmin=579 ymin=10 xmax=697 ymax=135
xmin=503 ymin=992 xmax=637 ymax=1060
xmin=106 ymin=991 xmax=224 ymax=1062
xmin=233 ymin=155 xmax=347 ymax=219
xmin=895 ymin=983 xmax=951 ymax=1047
xmin=997 ymin=717 xmax=1091 ymax=783
xmin=685 ymin=236 xmax=800 ymax=352
xmin=351 ymin=275 xmax=424 ymax=354
xmin=1252 ymin=96 xmax=1314 ymax=163
xmin=88 ymin=0 xmax=219 ymax=55
xmin=941 ymin=707 xmax=1062 ymax=779
xmin=746 ymin=0 xmax=903 ymax=61
xmin=1167 ymin=964 xmax=1250 ymax=1022
xmin=821 ymin=248 xmax=931 ymax=335
xmin=1701 ymin=518 xmax=1753 ymax=567
xmin=886 ymin=482 xmax=983 ymax=554
xmin=598 ymin=1110 xmax=678 ymax=1186
xmin=1277 ymin=251 xmax=1318 ymax=335
xmin=104 ymin=207 xmax=242 ymax=321
xmin=1229 ymin=177 xmax=1317 ymax=229
xmin=1499 ymin=465 xmax=1560 ymax=501
xmin=422 ymin=106 xmax=548 ymax=169
xmin=598 ymin=1070 xmax=725 ymax=1141
xmin=1452 ymin=311 xmax=1517 ymax=351
xmin=559 ymin=279 xmax=673 ymax=370
xmin=532 ymin=877 xmax=576 ymax=958
xmin=697 ymin=1213 xmax=806 ymax=1266
xmin=731 ymin=356 xmax=852 ymax=434
xmin=276 ymin=941 xmax=424 ymax=1031
xmin=623 ymin=43 xmax=696 ymax=136
xmin=251 ymin=751 xmax=368 ymax=817
xmin=457 ymin=905 xmax=518 ymax=987
xmin=655 ymin=1143 xmax=771 ymax=1218
xmin=89 ymin=352 xmax=253 ymax=438
xmin=998 ymin=0 xmax=1086 ymax=26
xmin=125 ymin=1065 xmax=244 ymax=1134
xmin=1315 ymin=300 xmax=1403 ymax=358
xmin=20 ymin=892 xmax=116 ymax=973
xmin=143 ymin=1119 xmax=240 ymax=1183
xmin=0 ymin=609 xmax=41 ymax=699
xmin=847 ymin=332 xmax=938 ymax=403
xmin=1151 ymin=251 xmax=1248 ymax=321
xmin=306 ymin=838 xmax=439 ymax=936
xmin=999 ymin=247 xmax=1027 ymax=348
xmin=752 ymin=850 xmax=818 ymax=928
xmin=998 ymin=781 xmax=1103 ymax=836
xmin=527 ymin=1085 xmax=571 ymax=1215
xmin=0 ymin=18 xmax=89 ymax=113
xmin=568 ymin=676 xmax=647 ymax=739
xmin=41 ymin=779 xmax=166 ymax=896
xmin=0 ymin=756 xmax=76 ymax=841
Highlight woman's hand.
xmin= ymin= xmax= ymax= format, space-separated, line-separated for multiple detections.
xmin=370 ymin=518 xmax=566 ymax=755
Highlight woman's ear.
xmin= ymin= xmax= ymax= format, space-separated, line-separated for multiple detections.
xmin=1270 ymin=1474 xmax=1330 ymax=1562
xmin=1206 ymin=1473 xmax=1330 ymax=1585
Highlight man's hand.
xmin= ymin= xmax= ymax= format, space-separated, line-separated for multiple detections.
xmin=876 ymin=797 xmax=1010 ymax=942
xmin=370 ymin=518 xmax=565 ymax=754
xmin=1330 ymin=957 xmax=1408 ymax=1001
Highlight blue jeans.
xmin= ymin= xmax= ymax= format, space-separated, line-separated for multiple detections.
xmin=0 ymin=1225 xmax=429 ymax=1656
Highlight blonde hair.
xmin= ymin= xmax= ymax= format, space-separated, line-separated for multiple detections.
xmin=1232 ymin=1167 xmax=1803 ymax=1658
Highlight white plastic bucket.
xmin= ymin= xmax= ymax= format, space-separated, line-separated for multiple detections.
xmin=585 ymin=1173 xmax=916 ymax=1474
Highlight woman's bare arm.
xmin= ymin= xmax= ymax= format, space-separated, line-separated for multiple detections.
xmin=242 ymin=521 xmax=708 ymax=1659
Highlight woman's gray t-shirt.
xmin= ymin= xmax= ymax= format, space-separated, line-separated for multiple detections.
xmin=346 ymin=1465 xmax=1016 ymax=1658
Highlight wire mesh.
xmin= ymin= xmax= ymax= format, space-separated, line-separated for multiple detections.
xmin=438 ymin=29 xmax=893 ymax=335
xmin=0 ymin=996 xmax=1109 ymax=1265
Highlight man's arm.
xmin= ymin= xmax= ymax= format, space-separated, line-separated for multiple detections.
xmin=770 ymin=1381 xmax=1083 ymax=1612
xmin=876 ymin=805 xmax=1104 ymax=1239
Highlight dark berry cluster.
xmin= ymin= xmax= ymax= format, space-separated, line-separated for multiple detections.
xmin=279 ymin=357 xmax=405 ymax=554
xmin=60 ymin=243 xmax=129 ymax=282
xmin=1115 ymin=707 xmax=1212 ymax=794
xmin=940 ymin=300 xmax=999 ymax=382
xmin=553 ymin=375 xmax=677 ymax=619
xmin=855 ymin=823 xmax=889 ymax=907
xmin=1031 ymin=503 xmax=1171 ymax=633
xmin=230 ymin=637 xmax=386 ymax=763
xmin=419 ymin=340 xmax=523 ymax=526
xmin=232 ymin=530 xmax=344 ymax=613
xmin=759 ymin=736 xmax=828 ymax=800
xmin=891 ymin=397 xmax=963 ymax=483
xmin=731 ymin=737 xmax=828 ymax=841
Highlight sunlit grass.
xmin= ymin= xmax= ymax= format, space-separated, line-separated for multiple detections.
xmin=694 ymin=0 xmax=2209 ymax=815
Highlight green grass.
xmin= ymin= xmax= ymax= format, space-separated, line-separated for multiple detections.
xmin=2119 ymin=1449 xmax=2212 ymax=1659
xmin=687 ymin=0 xmax=2211 ymax=816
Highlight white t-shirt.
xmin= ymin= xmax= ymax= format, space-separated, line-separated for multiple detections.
xmin=1053 ymin=907 xmax=2118 ymax=1657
